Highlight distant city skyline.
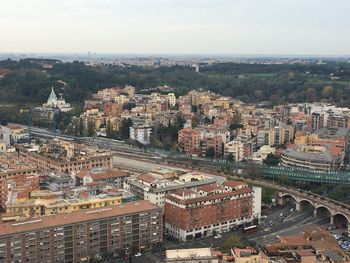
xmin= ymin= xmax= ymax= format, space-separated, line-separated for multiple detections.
xmin=1 ymin=0 xmax=350 ymax=55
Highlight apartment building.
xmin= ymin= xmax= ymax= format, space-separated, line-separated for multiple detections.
xmin=0 ymin=153 xmax=39 ymax=181
xmin=15 ymin=142 xmax=112 ymax=173
xmin=164 ymin=180 xmax=261 ymax=241
xmin=0 ymin=200 xmax=162 ymax=263
xmin=124 ymin=172 xmax=222 ymax=207
xmin=129 ymin=125 xmax=152 ymax=145
xmin=268 ymin=125 xmax=294 ymax=146
xmin=178 ymin=128 xmax=201 ymax=154
xmin=224 ymin=140 xmax=245 ymax=161
xmin=281 ymin=145 xmax=343 ymax=171
xmin=167 ymin=93 xmax=176 ymax=107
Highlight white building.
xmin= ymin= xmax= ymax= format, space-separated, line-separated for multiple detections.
xmin=168 ymin=93 xmax=176 ymax=107
xmin=0 ymin=126 xmax=10 ymax=152
xmin=129 ymin=125 xmax=152 ymax=145
xmin=224 ymin=140 xmax=245 ymax=161
xmin=123 ymin=172 xmax=221 ymax=207
xmin=114 ymin=94 xmax=129 ymax=104
xmin=252 ymin=186 xmax=262 ymax=219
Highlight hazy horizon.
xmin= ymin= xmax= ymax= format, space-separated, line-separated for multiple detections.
xmin=1 ymin=0 xmax=350 ymax=55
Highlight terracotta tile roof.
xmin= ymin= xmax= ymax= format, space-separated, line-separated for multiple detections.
xmin=137 ymin=174 xmax=156 ymax=184
xmin=197 ymin=183 xmax=223 ymax=193
xmin=76 ymin=169 xmax=128 ymax=180
xmin=297 ymin=250 xmax=315 ymax=257
xmin=5 ymin=124 xmax=22 ymax=130
xmin=0 ymin=200 xmax=160 ymax=236
xmin=166 ymin=187 xmax=252 ymax=205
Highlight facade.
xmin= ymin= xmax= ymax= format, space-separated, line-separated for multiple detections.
xmin=124 ymin=172 xmax=221 ymax=207
xmin=202 ymin=135 xmax=224 ymax=158
xmin=224 ymin=140 xmax=245 ymax=161
xmin=178 ymin=128 xmax=200 ymax=154
xmin=167 ymin=93 xmax=176 ymax=107
xmin=0 ymin=153 xmax=39 ymax=181
xmin=166 ymin=248 xmax=220 ymax=263
xmin=129 ymin=125 xmax=152 ymax=145
xmin=76 ymin=168 xmax=129 ymax=189
xmin=1 ymin=124 xmax=27 ymax=143
xmin=311 ymin=112 xmax=324 ymax=131
xmin=15 ymin=142 xmax=112 ymax=174
xmin=0 ymin=200 xmax=162 ymax=263
xmin=164 ymin=180 xmax=261 ymax=241
xmin=268 ymin=125 xmax=294 ymax=146
xmin=0 ymin=127 xmax=10 ymax=152
xmin=281 ymin=145 xmax=343 ymax=171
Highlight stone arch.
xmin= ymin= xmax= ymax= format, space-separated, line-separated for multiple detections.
xmin=299 ymin=199 xmax=314 ymax=212
xmin=315 ymin=206 xmax=332 ymax=222
xmin=280 ymin=194 xmax=297 ymax=205
xmin=333 ymin=213 xmax=350 ymax=228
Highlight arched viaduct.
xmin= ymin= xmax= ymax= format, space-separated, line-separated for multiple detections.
xmin=276 ymin=189 xmax=350 ymax=232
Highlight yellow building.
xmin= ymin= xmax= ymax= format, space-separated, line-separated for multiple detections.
xmin=6 ymin=189 xmax=122 ymax=217
xmin=114 ymin=94 xmax=129 ymax=104
xmin=198 ymin=95 xmax=212 ymax=105
xmin=214 ymin=98 xmax=230 ymax=109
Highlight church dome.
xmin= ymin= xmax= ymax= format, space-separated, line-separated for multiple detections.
xmin=47 ymin=87 xmax=58 ymax=105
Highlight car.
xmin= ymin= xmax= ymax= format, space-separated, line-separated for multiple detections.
xmin=135 ymin=252 xmax=142 ymax=257
xmin=214 ymin=234 xmax=222 ymax=239
xmin=290 ymin=208 xmax=294 ymax=212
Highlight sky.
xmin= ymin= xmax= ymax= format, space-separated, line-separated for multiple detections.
xmin=0 ymin=0 xmax=349 ymax=55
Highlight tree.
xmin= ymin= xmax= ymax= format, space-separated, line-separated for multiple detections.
xmin=263 ymin=153 xmax=280 ymax=166
xmin=305 ymin=87 xmax=317 ymax=102
xmin=87 ymin=119 xmax=95 ymax=137
xmin=123 ymin=102 xmax=136 ymax=111
xmin=229 ymin=123 xmax=244 ymax=130
xmin=119 ymin=118 xmax=132 ymax=140
xmin=232 ymin=109 xmax=242 ymax=124
xmin=78 ymin=118 xmax=84 ymax=136
xmin=106 ymin=119 xmax=114 ymax=138
xmin=227 ymin=153 xmax=234 ymax=161
xmin=261 ymin=187 xmax=276 ymax=204
xmin=222 ymin=234 xmax=242 ymax=253
xmin=204 ymin=116 xmax=212 ymax=124
xmin=322 ymin=85 xmax=334 ymax=99
xmin=191 ymin=114 xmax=200 ymax=128
xmin=205 ymin=147 xmax=215 ymax=158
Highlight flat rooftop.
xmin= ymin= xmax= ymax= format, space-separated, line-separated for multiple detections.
xmin=0 ymin=200 xmax=159 ymax=236
xmin=166 ymin=248 xmax=213 ymax=260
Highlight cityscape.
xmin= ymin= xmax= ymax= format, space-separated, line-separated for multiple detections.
xmin=1 ymin=0 xmax=350 ymax=263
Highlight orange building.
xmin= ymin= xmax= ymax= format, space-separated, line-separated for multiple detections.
xmin=178 ymin=128 xmax=201 ymax=155
xmin=164 ymin=181 xmax=257 ymax=241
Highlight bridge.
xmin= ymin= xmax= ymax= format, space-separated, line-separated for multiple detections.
xmin=276 ymin=188 xmax=350 ymax=232
xmin=15 ymin=123 xmax=350 ymax=185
